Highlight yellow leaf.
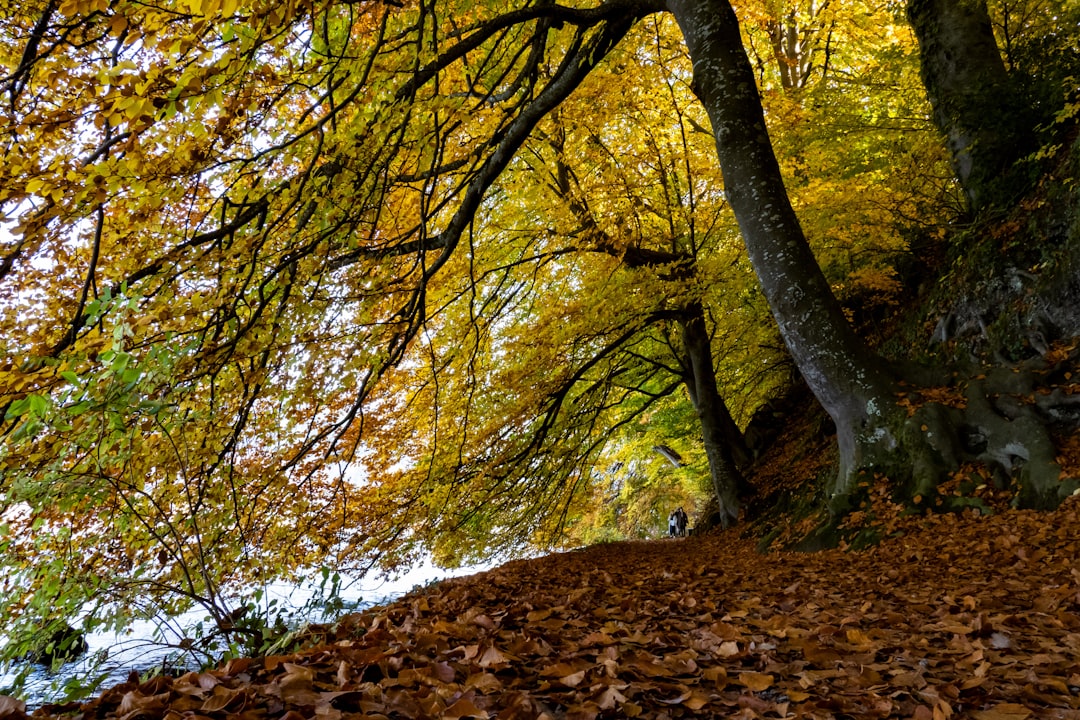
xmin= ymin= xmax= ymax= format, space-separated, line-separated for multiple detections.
xmin=738 ymin=672 xmax=773 ymax=691
xmin=845 ymin=628 xmax=875 ymax=648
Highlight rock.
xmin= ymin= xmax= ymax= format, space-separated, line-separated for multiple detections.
xmin=24 ymin=623 xmax=89 ymax=666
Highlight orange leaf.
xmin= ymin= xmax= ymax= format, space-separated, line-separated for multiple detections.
xmin=443 ymin=697 xmax=489 ymax=719
xmin=683 ymin=691 xmax=710 ymax=710
xmin=702 ymin=666 xmax=728 ymax=686
xmin=477 ymin=645 xmax=510 ymax=667
xmin=970 ymin=705 xmax=1033 ymax=720
xmin=738 ymin=672 xmax=774 ymax=691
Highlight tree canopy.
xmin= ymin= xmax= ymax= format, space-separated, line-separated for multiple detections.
xmin=2 ymin=0 xmax=1079 ymax=687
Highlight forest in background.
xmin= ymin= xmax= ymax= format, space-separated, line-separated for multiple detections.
xmin=2 ymin=0 xmax=1080 ymax=696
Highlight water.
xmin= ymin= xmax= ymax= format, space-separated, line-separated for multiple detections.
xmin=1 ymin=559 xmax=493 ymax=708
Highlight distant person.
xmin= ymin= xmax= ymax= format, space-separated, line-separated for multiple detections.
xmin=669 ymin=506 xmax=688 ymax=537
xmin=669 ymin=507 xmax=686 ymax=535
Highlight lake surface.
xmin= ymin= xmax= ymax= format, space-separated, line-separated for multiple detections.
xmin=1 ymin=559 xmax=494 ymax=708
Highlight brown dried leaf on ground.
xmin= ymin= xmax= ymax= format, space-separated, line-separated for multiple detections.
xmin=29 ymin=497 xmax=1080 ymax=720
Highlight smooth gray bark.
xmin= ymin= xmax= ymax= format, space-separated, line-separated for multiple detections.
xmin=666 ymin=0 xmax=898 ymax=501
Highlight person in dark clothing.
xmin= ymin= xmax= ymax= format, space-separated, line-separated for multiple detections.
xmin=670 ymin=506 xmax=688 ymax=537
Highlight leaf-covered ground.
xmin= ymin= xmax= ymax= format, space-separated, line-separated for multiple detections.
xmin=5 ymin=499 xmax=1080 ymax=720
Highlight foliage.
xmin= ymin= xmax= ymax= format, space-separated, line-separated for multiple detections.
xmin=1 ymin=0 xmax=1069 ymax=699
xmin=562 ymin=394 xmax=711 ymax=546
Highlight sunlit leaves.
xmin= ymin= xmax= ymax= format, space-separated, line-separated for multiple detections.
xmin=3 ymin=7 xmax=656 ymax=665
xmin=0 ymin=0 xmax=984 ymax=683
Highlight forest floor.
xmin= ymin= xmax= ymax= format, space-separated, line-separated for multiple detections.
xmin=7 ymin=498 xmax=1080 ymax=720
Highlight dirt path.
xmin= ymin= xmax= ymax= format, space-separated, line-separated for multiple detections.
xmin=9 ymin=498 xmax=1080 ymax=719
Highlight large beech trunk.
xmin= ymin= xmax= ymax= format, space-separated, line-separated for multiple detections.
xmin=666 ymin=0 xmax=900 ymax=505
xmin=905 ymin=0 xmax=1022 ymax=209
xmin=664 ymin=0 xmax=1069 ymax=515
xmin=679 ymin=303 xmax=749 ymax=527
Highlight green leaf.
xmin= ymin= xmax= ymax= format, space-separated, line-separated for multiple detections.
xmin=4 ymin=397 xmax=32 ymax=420
xmin=28 ymin=393 xmax=49 ymax=416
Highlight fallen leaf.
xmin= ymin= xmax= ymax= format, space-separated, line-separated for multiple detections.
xmin=702 ymin=666 xmax=728 ymax=686
xmin=478 ymin=645 xmax=511 ymax=667
xmin=558 ymin=670 xmax=586 ymax=688
xmin=539 ymin=662 xmax=587 ymax=678
xmin=738 ymin=672 xmax=774 ymax=691
xmin=443 ymin=697 xmax=488 ymax=719
xmin=801 ymin=641 xmax=841 ymax=664
xmin=116 ymin=690 xmax=168 ymax=716
xmin=683 ymin=691 xmax=710 ymax=710
xmin=471 ymin=614 xmax=496 ymax=631
xmin=223 ymin=658 xmax=254 ymax=675
xmin=200 ymin=686 xmax=245 ymax=713
xmin=580 ymin=631 xmax=616 ymax=646
xmin=845 ymin=628 xmax=875 ymax=648
xmin=594 ymin=686 xmax=626 ymax=710
xmin=970 ymin=704 xmax=1033 ymax=720
xmin=0 ymin=696 xmax=26 ymax=720
xmin=655 ymin=689 xmax=691 ymax=705
xmin=716 ymin=640 xmax=740 ymax=658
xmin=431 ymin=661 xmax=456 ymax=683
xmin=464 ymin=672 xmax=502 ymax=693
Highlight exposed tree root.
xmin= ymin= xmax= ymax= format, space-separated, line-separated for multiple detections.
xmin=821 ymin=349 xmax=1080 ymax=544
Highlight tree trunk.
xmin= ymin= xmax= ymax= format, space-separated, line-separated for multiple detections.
xmin=666 ymin=0 xmax=900 ymax=507
xmin=905 ymin=0 xmax=1026 ymax=209
xmin=540 ymin=140 xmax=754 ymax=517
xmin=665 ymin=0 xmax=1070 ymax=518
xmin=679 ymin=303 xmax=749 ymax=527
